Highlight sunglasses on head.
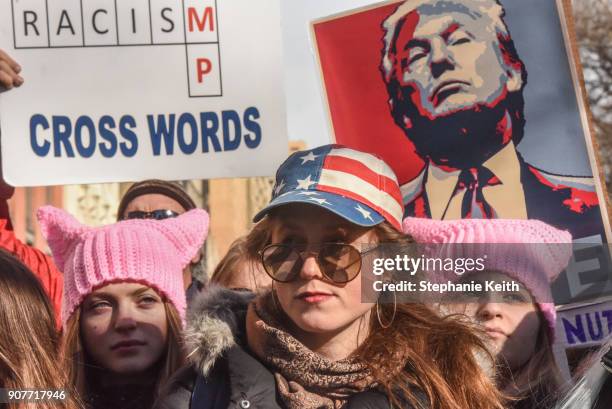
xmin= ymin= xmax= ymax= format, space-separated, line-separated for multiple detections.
xmin=259 ymin=243 xmax=377 ymax=284
xmin=124 ymin=209 xmax=180 ymax=220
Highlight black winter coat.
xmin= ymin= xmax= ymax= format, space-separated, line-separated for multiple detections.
xmin=154 ymin=287 xmax=282 ymax=409
xmin=346 ymin=391 xmax=392 ymax=409
xmin=346 ymin=389 xmax=428 ymax=409
xmin=154 ymin=286 xmax=428 ymax=409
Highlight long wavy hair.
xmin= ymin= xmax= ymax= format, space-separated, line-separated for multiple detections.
xmin=0 ymin=250 xmax=82 ymax=409
xmin=62 ymin=297 xmax=184 ymax=399
xmin=248 ymin=217 xmax=505 ymax=409
xmin=497 ymin=314 xmax=565 ymax=407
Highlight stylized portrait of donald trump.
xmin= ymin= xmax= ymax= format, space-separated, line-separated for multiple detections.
xmin=379 ymin=0 xmax=602 ymax=238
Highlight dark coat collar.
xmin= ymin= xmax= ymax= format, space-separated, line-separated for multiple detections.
xmin=184 ymin=285 xmax=256 ymax=377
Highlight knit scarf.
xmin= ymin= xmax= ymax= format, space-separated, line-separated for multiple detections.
xmin=246 ymin=292 xmax=374 ymax=409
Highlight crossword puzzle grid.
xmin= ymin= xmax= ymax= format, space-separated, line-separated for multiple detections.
xmin=11 ymin=0 xmax=222 ymax=97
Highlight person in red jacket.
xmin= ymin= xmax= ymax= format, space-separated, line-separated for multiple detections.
xmin=0 ymin=179 xmax=63 ymax=326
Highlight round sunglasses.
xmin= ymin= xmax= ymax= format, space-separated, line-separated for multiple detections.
xmin=259 ymin=243 xmax=377 ymax=284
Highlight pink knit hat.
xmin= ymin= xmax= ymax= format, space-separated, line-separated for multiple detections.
xmin=402 ymin=218 xmax=573 ymax=341
xmin=37 ymin=206 xmax=209 ymax=327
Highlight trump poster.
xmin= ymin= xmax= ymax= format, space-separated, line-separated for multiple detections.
xmin=311 ymin=0 xmax=610 ymax=245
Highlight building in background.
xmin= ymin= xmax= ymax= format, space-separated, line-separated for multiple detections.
xmin=8 ymin=141 xmax=304 ymax=275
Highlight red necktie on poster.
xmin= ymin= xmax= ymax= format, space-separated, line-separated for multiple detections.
xmin=455 ymin=167 xmax=502 ymax=219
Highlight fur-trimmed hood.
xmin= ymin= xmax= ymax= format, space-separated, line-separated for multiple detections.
xmin=154 ymin=286 xmax=283 ymax=409
xmin=184 ymin=285 xmax=256 ymax=377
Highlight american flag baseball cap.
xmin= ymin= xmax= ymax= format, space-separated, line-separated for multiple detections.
xmin=253 ymin=144 xmax=404 ymax=231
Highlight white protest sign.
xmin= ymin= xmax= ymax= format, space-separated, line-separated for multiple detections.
xmin=0 ymin=0 xmax=287 ymax=186
xmin=556 ymin=298 xmax=612 ymax=348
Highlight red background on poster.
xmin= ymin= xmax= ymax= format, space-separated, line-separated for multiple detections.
xmin=312 ymin=1 xmax=424 ymax=185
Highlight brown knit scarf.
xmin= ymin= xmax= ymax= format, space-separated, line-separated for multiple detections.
xmin=246 ymin=292 xmax=374 ymax=409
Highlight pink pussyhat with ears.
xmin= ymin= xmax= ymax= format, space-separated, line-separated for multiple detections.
xmin=37 ymin=206 xmax=209 ymax=328
xmin=402 ymin=218 xmax=573 ymax=342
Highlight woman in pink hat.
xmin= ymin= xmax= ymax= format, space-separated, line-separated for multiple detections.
xmin=157 ymin=145 xmax=505 ymax=409
xmin=37 ymin=206 xmax=209 ymax=409
xmin=403 ymin=217 xmax=573 ymax=409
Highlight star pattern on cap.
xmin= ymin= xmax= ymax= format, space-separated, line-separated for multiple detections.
xmin=298 ymin=191 xmax=319 ymax=196
xmin=300 ymin=152 xmax=318 ymax=165
xmin=296 ymin=175 xmax=316 ymax=190
xmin=273 ymin=180 xmax=286 ymax=196
xmin=355 ymin=205 xmax=373 ymax=221
xmin=308 ymin=197 xmax=329 ymax=205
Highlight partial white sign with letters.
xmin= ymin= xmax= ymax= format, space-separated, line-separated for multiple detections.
xmin=0 ymin=0 xmax=287 ymax=185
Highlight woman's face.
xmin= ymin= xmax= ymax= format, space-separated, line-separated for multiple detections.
xmin=269 ymin=204 xmax=376 ymax=335
xmin=459 ymin=271 xmax=541 ymax=370
xmin=80 ymin=283 xmax=168 ymax=375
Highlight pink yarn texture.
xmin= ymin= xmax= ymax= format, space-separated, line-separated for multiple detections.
xmin=37 ymin=206 xmax=209 ymax=327
xmin=402 ymin=217 xmax=573 ymax=341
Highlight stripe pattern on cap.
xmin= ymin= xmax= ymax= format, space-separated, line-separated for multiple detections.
xmin=317 ymin=148 xmax=403 ymax=230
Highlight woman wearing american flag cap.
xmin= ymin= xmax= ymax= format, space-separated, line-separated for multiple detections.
xmin=156 ymin=144 xmax=505 ymax=409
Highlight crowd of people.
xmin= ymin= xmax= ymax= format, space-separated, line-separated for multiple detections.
xmin=0 ymin=142 xmax=610 ymax=409
xmin=1 ymin=0 xmax=611 ymax=407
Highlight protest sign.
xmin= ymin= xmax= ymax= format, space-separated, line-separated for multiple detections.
xmin=557 ymin=298 xmax=612 ymax=348
xmin=311 ymin=0 xmax=610 ymax=243
xmin=0 ymin=0 xmax=287 ymax=185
